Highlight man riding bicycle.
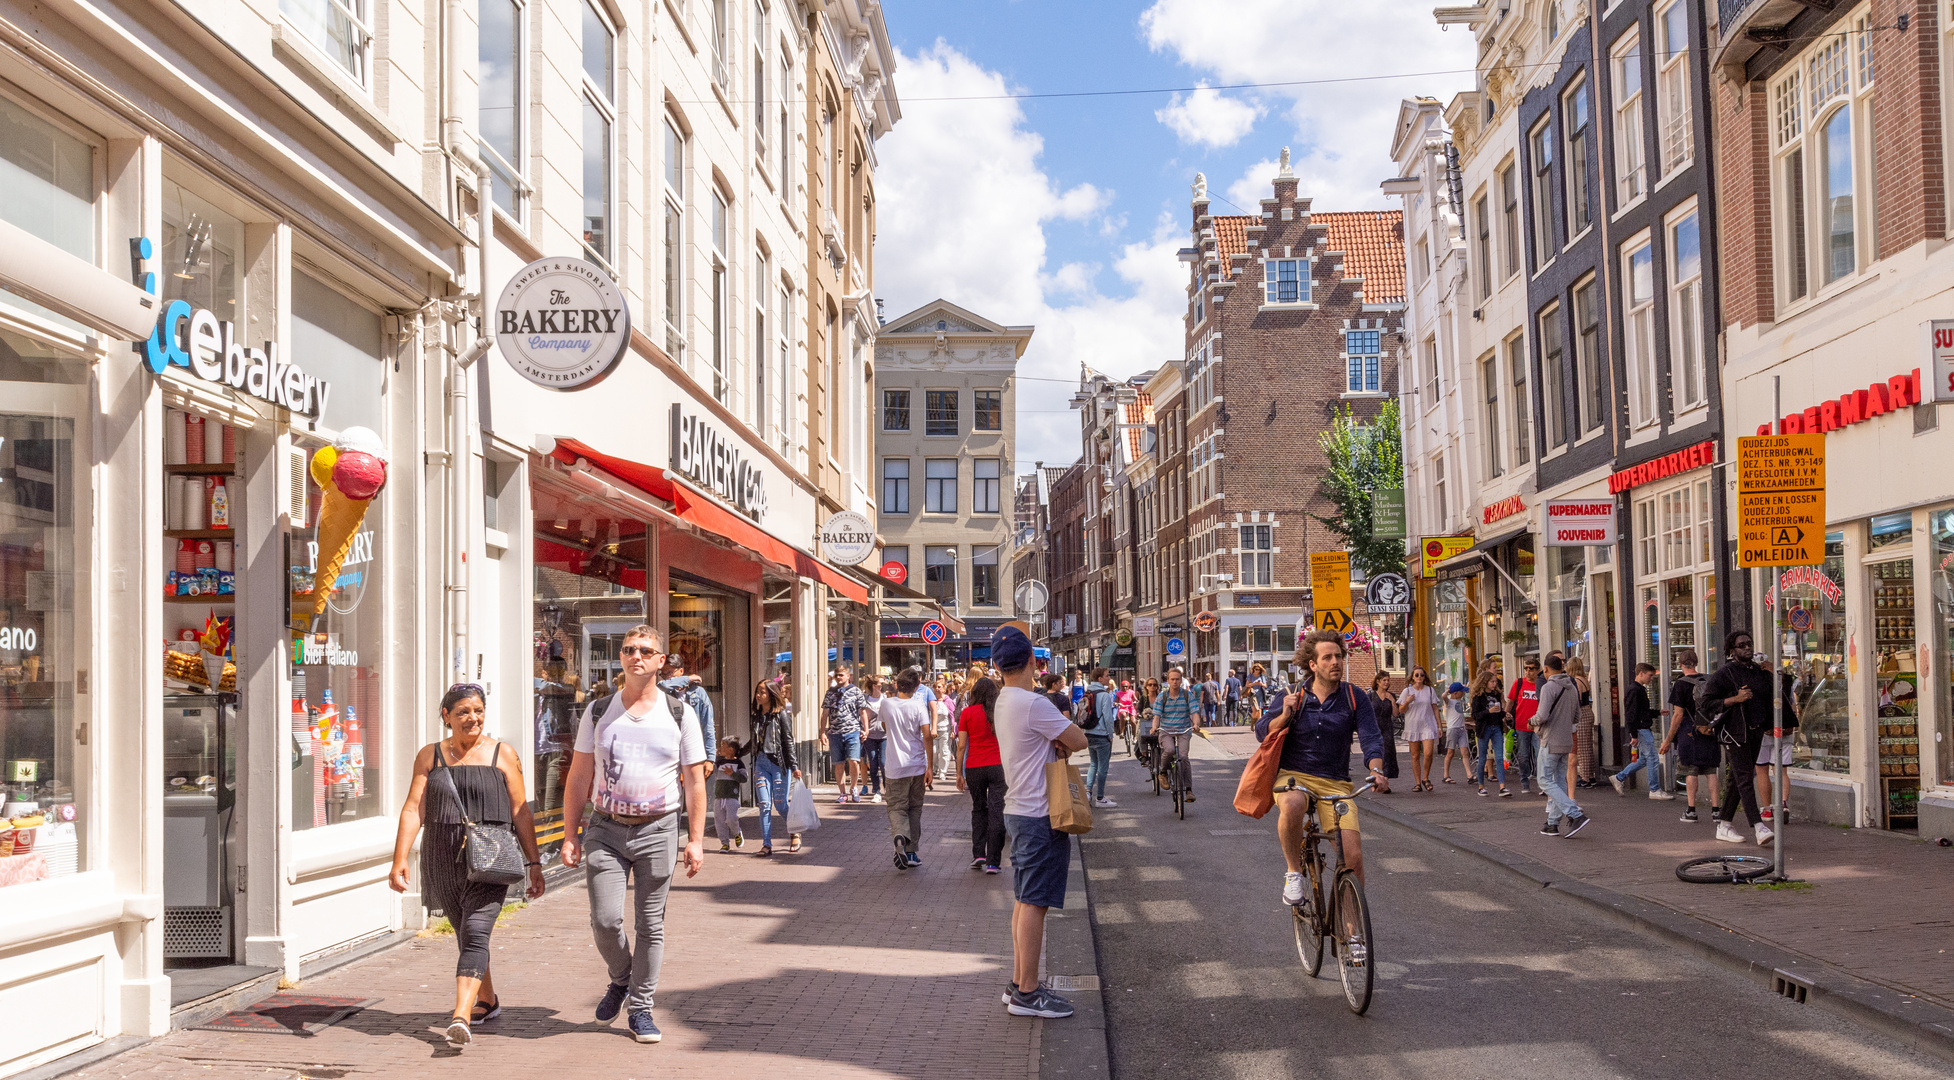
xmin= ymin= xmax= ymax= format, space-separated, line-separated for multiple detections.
xmin=1149 ymin=666 xmax=1203 ymax=803
xmin=1256 ymin=629 xmax=1389 ymax=904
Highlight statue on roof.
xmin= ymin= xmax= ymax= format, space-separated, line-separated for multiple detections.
xmin=1192 ymin=172 xmax=1207 ymax=201
xmin=1278 ymin=147 xmax=1294 ymax=178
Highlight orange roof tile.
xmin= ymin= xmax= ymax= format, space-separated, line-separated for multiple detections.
xmin=1212 ymin=216 xmax=1253 ymax=274
xmin=1123 ymin=392 xmax=1155 ymax=462
xmin=1315 ymin=210 xmax=1406 ymax=304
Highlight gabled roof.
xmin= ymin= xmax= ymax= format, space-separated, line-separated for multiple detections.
xmin=1213 ymin=216 xmax=1252 ymax=274
xmin=1317 ymin=211 xmax=1406 ymax=305
xmin=876 ymin=299 xmax=1035 ymax=353
xmin=1123 ymin=392 xmax=1155 ymax=462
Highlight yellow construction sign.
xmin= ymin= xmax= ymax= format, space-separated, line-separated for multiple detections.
xmin=1310 ymin=551 xmax=1352 ymax=632
xmin=1736 ymin=433 xmax=1825 ymax=567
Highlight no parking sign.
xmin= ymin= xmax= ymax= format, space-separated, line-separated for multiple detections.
xmin=921 ymin=621 xmax=947 ymax=645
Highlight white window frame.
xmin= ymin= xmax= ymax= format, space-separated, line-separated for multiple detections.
xmin=478 ymin=0 xmax=528 ymax=223
xmin=1667 ymin=201 xmax=1707 ymax=412
xmin=580 ymin=0 xmax=617 ymax=273
xmin=708 ymin=187 xmax=730 ymax=404
xmin=281 ymin=0 xmax=374 ymax=86
xmin=924 ymin=458 xmax=957 ymax=514
xmin=662 ymin=117 xmax=687 ymax=367
xmin=1238 ymin=524 xmax=1272 ymax=587
xmin=1563 ymin=75 xmax=1593 ymax=238
xmin=1344 ymin=327 xmax=1382 ymax=394
xmin=1655 ymin=0 xmax=1692 ymax=175
xmin=1612 ymin=30 xmax=1647 ymax=208
xmin=1262 ymin=257 xmax=1312 ymax=306
xmin=776 ymin=279 xmax=794 ymax=458
xmin=778 ymin=49 xmax=794 ymax=195
xmin=1770 ymin=18 xmax=1877 ymax=308
xmin=753 ymin=247 xmax=769 ymax=433
xmin=752 ymin=1 xmax=768 ymax=169
xmin=974 ymin=458 xmax=1001 ymax=515
xmin=1499 ymin=158 xmax=1522 ymax=281
xmin=1621 ymin=232 xmax=1658 ymax=429
xmin=882 ymin=457 xmax=909 ymax=514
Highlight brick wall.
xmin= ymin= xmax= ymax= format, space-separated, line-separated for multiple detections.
xmin=1714 ymin=69 xmax=1774 ymax=330
xmin=1871 ymin=0 xmax=1947 ymax=257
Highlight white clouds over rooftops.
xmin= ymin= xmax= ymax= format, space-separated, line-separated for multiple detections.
xmin=1155 ymin=83 xmax=1263 ymax=148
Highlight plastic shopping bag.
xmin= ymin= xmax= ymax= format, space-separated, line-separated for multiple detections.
xmin=785 ymin=779 xmax=821 ymax=834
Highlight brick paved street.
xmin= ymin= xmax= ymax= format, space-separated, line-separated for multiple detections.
xmin=79 ymin=790 xmax=1045 ymax=1080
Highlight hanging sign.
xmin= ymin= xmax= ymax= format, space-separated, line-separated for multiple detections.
xmin=880 ymin=560 xmax=908 ymax=585
xmin=1114 ymin=627 xmax=1135 ymax=647
xmin=1421 ymin=535 xmax=1474 ymax=578
xmin=1737 ymin=433 xmax=1826 ymax=567
xmin=1373 ymin=488 xmax=1406 ymax=540
xmin=1192 ymin=611 xmax=1219 ymax=633
xmin=818 ymin=510 xmax=875 ymax=566
xmin=1543 ymin=500 xmax=1616 ymax=546
xmin=1134 ymin=616 xmax=1157 ymax=638
xmin=493 ymin=257 xmax=632 ymax=390
xmin=1364 ymin=573 xmax=1412 ymax=614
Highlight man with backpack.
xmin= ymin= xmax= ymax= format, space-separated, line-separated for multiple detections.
xmin=1149 ymin=667 xmax=1203 ymax=802
xmin=1078 ymin=668 xmax=1119 ymax=808
xmin=1659 ymin=650 xmax=1719 ymax=821
xmin=1700 ymin=631 xmax=1795 ymax=846
xmin=1531 ymin=654 xmax=1590 ymax=836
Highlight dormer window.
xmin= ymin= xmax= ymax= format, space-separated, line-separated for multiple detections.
xmin=1263 ymin=258 xmax=1310 ymax=305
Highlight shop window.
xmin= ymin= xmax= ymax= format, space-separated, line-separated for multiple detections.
xmin=161 ymin=180 xmax=243 ymax=317
xmin=924 ymin=546 xmax=956 ymax=605
xmin=1778 ymin=532 xmax=1847 ymax=775
xmin=1549 ymin=547 xmax=1586 ymax=657
xmin=670 ymin=574 xmax=735 ymax=725
xmin=292 ymin=271 xmax=385 ymax=433
xmin=1276 ymin=625 xmax=1296 ymax=657
xmin=1870 ymin=554 xmax=1918 ymax=820
xmin=1663 ymin=576 xmax=1694 ymax=678
xmin=1931 ymin=510 xmax=1954 ymax=784
xmin=1229 ymin=626 xmax=1248 ymax=652
xmin=972 ymin=548 xmax=999 ymax=607
xmin=1869 ymin=511 xmax=1912 ymax=550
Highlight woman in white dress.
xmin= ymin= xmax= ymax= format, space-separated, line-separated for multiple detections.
xmin=1396 ymin=667 xmax=1443 ymax=792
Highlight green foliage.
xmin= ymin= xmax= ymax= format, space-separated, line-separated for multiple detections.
xmin=1312 ymin=400 xmax=1404 ymax=579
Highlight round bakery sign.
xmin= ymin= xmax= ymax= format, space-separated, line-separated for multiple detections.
xmin=494 ymin=258 xmax=632 ymax=390
xmin=819 ymin=510 xmax=876 ymax=566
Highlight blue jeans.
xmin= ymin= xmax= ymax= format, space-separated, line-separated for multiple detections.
xmin=1475 ymin=726 xmax=1506 ymax=785
xmin=1614 ymin=728 xmax=1660 ymax=792
xmin=863 ymin=738 xmax=885 ymax=794
xmin=1085 ymin=735 xmax=1113 ymax=800
xmin=1538 ymin=750 xmax=1582 ymax=825
xmin=1513 ymin=730 xmax=1539 ymax=789
xmin=753 ymin=754 xmax=791 ymax=846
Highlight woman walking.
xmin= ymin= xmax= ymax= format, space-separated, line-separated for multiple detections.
xmin=955 ymin=677 xmax=1007 ymax=873
xmin=1247 ymin=663 xmax=1269 ymax=718
xmin=750 ymin=679 xmax=802 ymax=855
xmin=1397 ymin=667 xmax=1443 ymax=792
xmin=862 ymin=677 xmax=889 ymax=802
xmin=1368 ymin=672 xmax=1400 ymax=788
xmin=1569 ymin=657 xmax=1598 ymax=788
xmin=389 ymin=684 xmax=544 ymax=1049
xmin=1469 ymin=663 xmax=1511 ymax=796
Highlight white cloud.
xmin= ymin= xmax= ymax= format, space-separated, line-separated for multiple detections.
xmin=875 ymin=43 xmax=1187 ymax=468
xmin=1155 ymin=83 xmax=1264 ymax=148
xmin=1224 ymin=158 xmax=1281 ymax=215
xmin=1141 ymin=0 xmax=1476 ymax=211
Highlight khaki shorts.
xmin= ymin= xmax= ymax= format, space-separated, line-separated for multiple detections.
xmin=1272 ymin=771 xmax=1360 ymax=833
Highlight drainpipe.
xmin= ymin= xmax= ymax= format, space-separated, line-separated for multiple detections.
xmin=447 ymin=161 xmax=494 ymax=690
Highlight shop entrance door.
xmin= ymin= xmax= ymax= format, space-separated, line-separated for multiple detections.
xmin=670 ymin=575 xmax=748 ymax=734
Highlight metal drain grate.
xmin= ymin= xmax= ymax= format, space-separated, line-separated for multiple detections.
xmin=164 ymin=906 xmax=231 ymax=958
xmin=1048 ymin=975 xmax=1100 ymax=992
xmin=1771 ymin=969 xmax=1812 ymax=1004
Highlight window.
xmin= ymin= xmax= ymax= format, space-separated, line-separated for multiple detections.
xmin=1669 ymin=207 xmax=1705 ymax=409
xmin=1623 ymin=238 xmax=1657 ymax=427
xmin=710 ymin=0 xmax=730 ymax=89
xmin=924 ymin=459 xmax=957 ymax=513
xmin=974 ymin=389 xmax=1002 ymax=431
xmin=1528 ymin=118 xmax=1555 ymax=268
xmin=752 ymin=2 xmax=768 ymax=162
xmin=1413 ymin=236 xmax=1430 ymax=289
xmin=1473 ymin=193 xmax=1492 ymax=299
xmin=882 ymin=458 xmax=909 ymax=513
xmin=1424 ymin=336 xmax=1440 ymax=402
xmin=778 ymin=52 xmax=793 ymax=185
xmin=882 ymin=388 xmax=910 ymax=430
xmin=709 ymin=190 xmax=728 ymax=402
xmin=1263 ymin=258 xmax=1310 ymax=304
xmin=754 ymin=251 xmax=768 ymax=431
xmin=479 ymin=0 xmax=524 ymax=218
xmin=1482 ymin=354 xmax=1503 ymax=478
xmin=1345 ymin=329 xmax=1381 ymax=393
xmin=1656 ymin=1 xmax=1691 ymax=174
xmin=1509 ymin=335 xmax=1531 ymax=464
xmin=1238 ymin=525 xmax=1272 ymax=586
xmin=924 ymin=546 xmax=957 ymax=605
xmin=925 ymin=389 xmax=957 ymax=435
xmin=1820 ymin=106 xmax=1854 ymax=284
xmin=972 ymin=547 xmax=999 ymax=606
xmin=1539 ymin=302 xmax=1566 ymax=448
xmin=1772 ymin=27 xmax=1875 ymax=302
xmin=1434 ymin=454 xmax=1448 ymax=524
xmin=1573 ymin=277 xmax=1603 ymax=436
xmin=1563 ymin=77 xmax=1592 ymax=235
xmin=1499 ymin=160 xmax=1521 ymax=279
xmin=281 ymin=0 xmax=371 ymax=83
xmin=776 ymin=282 xmax=792 ymax=455
xmin=662 ymin=119 xmax=685 ymax=364
xmin=1613 ymin=32 xmax=1646 ymax=204
xmin=581 ymin=2 xmax=615 ymax=270
xmin=974 ymin=458 xmax=1001 ymax=514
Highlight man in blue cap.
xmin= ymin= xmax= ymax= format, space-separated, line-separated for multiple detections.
xmin=989 ymin=624 xmax=1088 ymax=1019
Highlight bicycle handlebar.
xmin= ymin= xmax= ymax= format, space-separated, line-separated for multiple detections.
xmin=1278 ymin=779 xmax=1377 ymax=802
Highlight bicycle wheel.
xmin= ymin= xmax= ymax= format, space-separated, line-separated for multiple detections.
xmin=1152 ymin=752 xmax=1163 ymax=796
xmin=1675 ymin=854 xmax=1774 ymax=883
xmin=1293 ymin=858 xmax=1326 ymax=976
xmin=1332 ymin=873 xmax=1375 ymax=1014
xmin=1173 ymin=769 xmax=1185 ymax=819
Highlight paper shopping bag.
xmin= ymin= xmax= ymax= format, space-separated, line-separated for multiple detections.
xmin=1045 ymin=758 xmax=1094 ymax=834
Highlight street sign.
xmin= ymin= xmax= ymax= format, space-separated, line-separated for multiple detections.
xmin=1165 ymin=637 xmax=1185 ymax=656
xmin=1309 ymin=551 xmax=1352 ymax=633
xmin=1421 ymin=535 xmax=1474 ymax=578
xmin=1013 ymin=578 xmax=1049 ymax=613
xmin=1737 ymin=433 xmax=1826 ymax=567
xmin=921 ymin=620 xmax=946 ymax=645
xmin=1364 ymin=573 xmax=1412 ymax=614
xmin=1373 ymin=488 xmax=1406 ymax=540
xmin=1788 ymin=606 xmax=1813 ymax=633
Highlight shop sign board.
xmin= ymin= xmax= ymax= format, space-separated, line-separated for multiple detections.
xmin=1309 ymin=551 xmax=1352 ymax=633
xmin=1610 ymin=440 xmax=1717 ymax=494
xmin=1373 ymin=488 xmax=1406 ymax=540
xmin=1482 ymin=494 xmax=1526 ymax=524
xmin=1737 ymin=433 xmax=1826 ymax=567
xmin=1930 ymin=321 xmax=1954 ymax=403
xmin=1420 ymin=535 xmax=1474 ymax=578
xmin=1364 ymin=573 xmax=1412 ymax=614
xmin=1134 ymin=615 xmax=1156 ymax=638
xmin=1193 ymin=611 xmax=1219 ymax=633
xmin=1750 ymin=369 xmax=1921 ymax=436
xmin=493 ymin=257 xmax=631 ymax=389
xmin=1114 ymin=627 xmax=1135 ymax=646
xmin=671 ymin=403 xmax=769 ymax=522
xmin=1543 ymin=500 xmax=1616 ymax=546
xmin=818 ymin=510 xmax=875 ymax=566
xmin=880 ymin=560 xmax=907 ymax=585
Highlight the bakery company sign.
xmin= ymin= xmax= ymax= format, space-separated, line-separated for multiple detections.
xmin=494 ymin=258 xmax=631 ymax=390
xmin=671 ymin=403 xmax=769 ymax=522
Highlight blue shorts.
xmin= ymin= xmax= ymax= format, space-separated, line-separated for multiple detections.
xmin=828 ymin=731 xmax=862 ymax=762
xmin=1003 ymin=813 xmax=1071 ymax=909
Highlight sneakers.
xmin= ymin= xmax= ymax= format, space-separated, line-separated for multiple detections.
xmin=1760 ymin=807 xmax=1774 ymax=822
xmin=627 ymin=1010 xmax=662 ymax=1044
xmin=971 ymin=857 xmax=988 ymax=870
xmin=595 ymin=981 xmax=629 ymax=1023
xmin=1185 ymin=792 xmax=1196 ymax=803
xmin=444 ymin=1017 xmax=471 ymax=1048
xmin=893 ymin=836 xmax=910 ymax=870
xmin=1755 ymin=822 xmax=1775 ymax=846
xmin=906 ymin=852 xmax=922 ymax=868
xmin=1282 ymin=871 xmax=1305 ymax=905
xmin=1093 ymin=797 xmax=1118 ymax=808
xmin=984 ymin=864 xmax=1001 ymax=875
xmin=1539 ymin=821 xmax=1559 ymax=836
xmin=1497 ymin=788 xmax=1513 ymax=798
xmin=1610 ymin=776 xmax=1627 ymax=796
xmin=1650 ymin=790 xmax=1676 ymax=801
xmin=1715 ymin=821 xmax=1746 ymax=844
xmin=1477 ymin=787 xmax=1490 ymax=797
xmin=1681 ymin=808 xmax=1699 ymax=822
xmin=734 ymin=832 xmax=745 ymax=847
xmin=1005 ymin=984 xmax=1076 ymax=1019
xmin=1563 ymin=814 xmax=1591 ymax=838
xmin=719 ymin=840 xmax=731 ymax=852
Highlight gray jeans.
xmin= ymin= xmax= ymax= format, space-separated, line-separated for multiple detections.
xmin=885 ymin=773 xmax=927 ymax=853
xmin=584 ymin=812 xmax=678 ymax=1012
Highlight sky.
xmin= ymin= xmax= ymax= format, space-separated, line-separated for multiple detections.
xmin=873 ymin=0 xmax=1478 ymax=471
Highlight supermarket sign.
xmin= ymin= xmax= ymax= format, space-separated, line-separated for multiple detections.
xmin=1766 ymin=565 xmax=1843 ymax=608
xmin=1543 ymin=501 xmax=1615 ymax=547
xmin=1751 ymin=369 xmax=1921 ymax=436
xmin=1609 ymin=440 xmax=1716 ymax=494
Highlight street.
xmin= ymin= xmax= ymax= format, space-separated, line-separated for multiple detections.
xmin=1082 ymin=736 xmax=1953 ymax=1080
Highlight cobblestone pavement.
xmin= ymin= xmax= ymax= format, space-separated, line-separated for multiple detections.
xmin=82 ymin=787 xmax=1042 ymax=1080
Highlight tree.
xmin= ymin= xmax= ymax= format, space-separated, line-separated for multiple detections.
xmin=1312 ymin=399 xmax=1403 ymax=580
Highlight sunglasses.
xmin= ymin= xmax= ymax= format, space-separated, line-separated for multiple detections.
xmin=620 ymin=645 xmax=663 ymax=657
xmin=447 ymin=682 xmax=486 ymax=698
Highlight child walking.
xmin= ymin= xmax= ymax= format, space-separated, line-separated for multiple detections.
xmin=1440 ymin=681 xmax=1473 ymax=784
xmin=710 ymin=737 xmax=748 ymax=852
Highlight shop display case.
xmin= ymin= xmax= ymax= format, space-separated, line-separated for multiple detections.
xmin=1873 ymin=560 xmax=1919 ymax=830
xmin=162 ymin=693 xmax=235 ymax=956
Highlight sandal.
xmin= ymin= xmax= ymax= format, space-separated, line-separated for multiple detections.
xmin=788 ymin=835 xmax=802 ymax=853
xmin=444 ymin=1016 xmax=472 ymax=1047
xmin=1442 ymin=778 xmax=1456 ymax=784
xmin=471 ymin=997 xmax=501 ymax=1023
xmin=757 ymin=846 xmax=773 ymax=857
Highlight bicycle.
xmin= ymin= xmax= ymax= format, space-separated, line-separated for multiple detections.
xmin=1284 ymin=778 xmax=1377 ymax=1014
xmin=1159 ymin=741 xmax=1189 ymax=819
xmin=1675 ymin=854 xmax=1774 ymax=883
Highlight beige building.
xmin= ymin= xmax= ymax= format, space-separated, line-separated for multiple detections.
xmin=873 ymin=301 xmax=1029 ymax=663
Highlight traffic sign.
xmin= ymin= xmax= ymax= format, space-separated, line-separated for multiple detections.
xmin=1737 ymin=433 xmax=1825 ymax=567
xmin=1165 ymin=637 xmax=1185 ymax=656
xmin=1310 ymin=551 xmax=1352 ymax=632
xmin=1014 ymin=578 xmax=1049 ymax=613
xmin=921 ymin=620 xmax=946 ymax=645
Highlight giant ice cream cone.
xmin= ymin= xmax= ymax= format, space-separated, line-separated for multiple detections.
xmin=311 ymin=485 xmax=372 ymax=617
xmin=309 ymin=429 xmax=388 ymax=619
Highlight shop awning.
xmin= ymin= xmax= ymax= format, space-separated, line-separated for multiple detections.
xmin=548 ymin=437 xmax=870 ymax=604
xmin=1473 ymin=526 xmax=1530 ymax=553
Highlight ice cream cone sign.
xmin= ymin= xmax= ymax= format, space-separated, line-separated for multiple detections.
xmin=310 ymin=427 xmax=388 ymax=619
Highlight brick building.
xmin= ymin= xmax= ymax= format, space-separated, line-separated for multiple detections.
xmin=1046 ymin=461 xmax=1093 ymax=664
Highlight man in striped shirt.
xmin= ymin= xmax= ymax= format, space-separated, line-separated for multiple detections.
xmin=1149 ymin=667 xmax=1203 ymax=802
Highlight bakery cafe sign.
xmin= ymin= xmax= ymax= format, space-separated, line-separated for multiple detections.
xmin=494 ymin=258 xmax=632 ymax=390
xmin=671 ymin=403 xmax=769 ymax=522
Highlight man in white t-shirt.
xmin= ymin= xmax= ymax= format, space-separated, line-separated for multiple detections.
xmin=990 ymin=625 xmax=1088 ymax=1020
xmin=878 ymin=669 xmax=935 ymax=869
xmin=560 ymin=625 xmax=707 ymax=1045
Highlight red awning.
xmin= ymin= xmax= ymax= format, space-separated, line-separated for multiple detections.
xmin=548 ymin=437 xmax=870 ymax=604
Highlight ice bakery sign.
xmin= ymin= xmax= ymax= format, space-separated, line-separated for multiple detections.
xmin=494 ymin=258 xmax=632 ymax=390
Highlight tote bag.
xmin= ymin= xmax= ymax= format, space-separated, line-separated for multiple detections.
xmin=1045 ymin=758 xmax=1094 ymax=834
xmin=785 ymin=779 xmax=822 ymax=833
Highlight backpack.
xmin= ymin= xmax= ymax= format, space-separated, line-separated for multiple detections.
xmin=588 ymin=689 xmax=687 ymax=730
xmin=1673 ymin=674 xmax=1720 ymax=766
xmin=1077 ymin=689 xmax=1109 ymax=732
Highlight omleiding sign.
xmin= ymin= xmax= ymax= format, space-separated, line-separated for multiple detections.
xmin=494 ymin=258 xmax=631 ymax=390
xmin=1543 ymin=500 xmax=1616 ymax=547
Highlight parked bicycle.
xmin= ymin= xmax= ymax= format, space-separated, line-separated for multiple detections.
xmin=1285 ymin=777 xmax=1376 ymax=1014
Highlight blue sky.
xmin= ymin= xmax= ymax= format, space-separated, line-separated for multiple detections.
xmin=873 ymin=0 xmax=1476 ymax=468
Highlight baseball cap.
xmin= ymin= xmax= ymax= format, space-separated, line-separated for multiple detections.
xmin=990 ymin=625 xmax=1035 ymax=671
xmin=1448 ymin=681 xmax=1468 ymax=694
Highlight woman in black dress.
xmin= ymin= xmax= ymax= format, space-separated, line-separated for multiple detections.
xmin=389 ymin=684 xmax=545 ymax=1048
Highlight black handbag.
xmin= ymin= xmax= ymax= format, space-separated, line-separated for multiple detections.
xmin=434 ymin=745 xmax=527 ymax=887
